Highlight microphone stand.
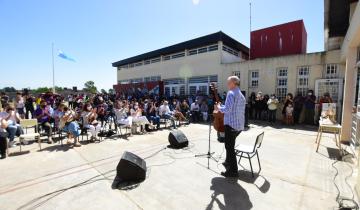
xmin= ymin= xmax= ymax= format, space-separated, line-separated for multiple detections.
xmin=195 ymin=114 xmax=218 ymax=169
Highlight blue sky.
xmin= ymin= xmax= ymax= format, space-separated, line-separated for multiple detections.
xmin=0 ymin=0 xmax=324 ymax=90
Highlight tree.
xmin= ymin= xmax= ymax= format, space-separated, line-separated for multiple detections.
xmin=1 ymin=87 xmax=17 ymax=92
xmin=33 ymin=87 xmax=51 ymax=94
xmin=84 ymin=81 xmax=97 ymax=94
xmin=100 ymin=89 xmax=107 ymax=94
xmin=108 ymin=88 xmax=115 ymax=94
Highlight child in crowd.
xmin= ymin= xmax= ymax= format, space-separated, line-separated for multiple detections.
xmin=285 ymin=103 xmax=294 ymax=125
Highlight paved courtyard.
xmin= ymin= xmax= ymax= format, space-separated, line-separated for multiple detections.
xmin=0 ymin=123 xmax=357 ymax=210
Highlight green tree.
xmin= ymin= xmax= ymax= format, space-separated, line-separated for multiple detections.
xmin=1 ymin=87 xmax=17 ymax=92
xmin=84 ymin=81 xmax=97 ymax=94
xmin=100 ymin=89 xmax=107 ymax=94
xmin=108 ymin=88 xmax=115 ymax=94
xmin=33 ymin=87 xmax=50 ymax=94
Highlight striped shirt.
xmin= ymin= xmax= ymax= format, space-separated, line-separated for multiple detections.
xmin=219 ymin=87 xmax=246 ymax=131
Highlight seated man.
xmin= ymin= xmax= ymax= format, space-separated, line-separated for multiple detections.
xmin=0 ymin=105 xmax=24 ymax=147
xmin=34 ymin=100 xmax=53 ymax=144
xmin=0 ymin=117 xmax=8 ymax=159
xmin=159 ymin=101 xmax=176 ymax=129
xmin=190 ymin=100 xmax=201 ymax=123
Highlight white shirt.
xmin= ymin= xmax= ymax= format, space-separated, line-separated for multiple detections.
xmin=190 ymin=103 xmax=199 ymax=111
xmin=159 ymin=105 xmax=171 ymax=116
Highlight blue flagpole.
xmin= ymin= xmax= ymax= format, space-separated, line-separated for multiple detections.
xmin=52 ymin=42 xmax=55 ymax=93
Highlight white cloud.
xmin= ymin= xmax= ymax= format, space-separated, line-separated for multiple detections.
xmin=192 ymin=0 xmax=200 ymax=5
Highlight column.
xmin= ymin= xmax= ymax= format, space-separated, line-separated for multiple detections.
xmin=341 ymin=47 xmax=357 ymax=142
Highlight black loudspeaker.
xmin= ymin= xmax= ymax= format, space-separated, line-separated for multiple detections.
xmin=115 ymin=151 xmax=147 ymax=182
xmin=168 ymin=130 xmax=189 ymax=149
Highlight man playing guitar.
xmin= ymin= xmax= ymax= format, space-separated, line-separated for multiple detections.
xmin=214 ymin=76 xmax=246 ymax=178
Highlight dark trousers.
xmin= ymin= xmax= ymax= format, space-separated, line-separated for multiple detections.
xmin=268 ymin=109 xmax=276 ymax=123
xmin=40 ymin=121 xmax=52 ymax=137
xmin=293 ymin=108 xmax=302 ymax=124
xmin=224 ymin=125 xmax=241 ymax=173
xmin=191 ymin=111 xmax=200 ymax=123
xmin=0 ymin=132 xmax=8 ymax=156
xmin=25 ymin=107 xmax=34 ymax=119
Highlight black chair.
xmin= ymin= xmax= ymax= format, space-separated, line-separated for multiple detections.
xmin=235 ymin=132 xmax=264 ymax=177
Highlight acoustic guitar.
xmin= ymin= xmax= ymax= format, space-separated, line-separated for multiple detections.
xmin=211 ymin=83 xmax=225 ymax=132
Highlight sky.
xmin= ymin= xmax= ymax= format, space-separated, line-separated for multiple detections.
xmin=0 ymin=0 xmax=324 ymax=91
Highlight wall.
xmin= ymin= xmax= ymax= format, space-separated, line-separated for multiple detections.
xmin=250 ymin=20 xmax=307 ymax=59
xmin=222 ymin=50 xmax=344 ymax=96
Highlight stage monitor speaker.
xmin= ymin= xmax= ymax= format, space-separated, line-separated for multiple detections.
xmin=115 ymin=151 xmax=147 ymax=182
xmin=168 ymin=130 xmax=189 ymax=149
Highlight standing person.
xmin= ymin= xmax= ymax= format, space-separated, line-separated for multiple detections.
xmin=248 ymin=92 xmax=256 ymax=119
xmin=267 ymin=94 xmax=279 ymax=124
xmin=15 ymin=92 xmax=25 ymax=119
xmin=285 ymin=103 xmax=294 ymax=125
xmin=190 ymin=100 xmax=200 ymax=123
xmin=293 ymin=92 xmax=305 ymax=124
xmin=304 ymin=90 xmax=316 ymax=125
xmin=282 ymin=93 xmax=293 ymax=123
xmin=25 ymin=94 xmax=35 ymax=119
xmin=0 ymin=92 xmax=9 ymax=109
xmin=215 ymin=76 xmax=245 ymax=178
xmin=254 ymin=92 xmax=263 ymax=120
xmin=200 ymin=100 xmax=209 ymax=122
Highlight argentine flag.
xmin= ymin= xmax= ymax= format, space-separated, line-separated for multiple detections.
xmin=57 ymin=50 xmax=76 ymax=62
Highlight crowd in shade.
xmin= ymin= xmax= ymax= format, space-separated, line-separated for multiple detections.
xmin=247 ymin=90 xmax=333 ymax=125
xmin=0 ymin=88 xmax=333 ymax=160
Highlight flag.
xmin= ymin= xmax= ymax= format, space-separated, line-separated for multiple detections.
xmin=57 ymin=50 xmax=76 ymax=62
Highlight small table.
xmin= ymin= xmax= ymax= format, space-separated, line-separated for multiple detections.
xmin=315 ymin=119 xmax=342 ymax=152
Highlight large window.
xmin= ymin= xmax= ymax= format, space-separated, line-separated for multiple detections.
xmin=222 ymin=45 xmax=239 ymax=56
xmin=297 ymin=66 xmax=310 ymax=96
xmin=324 ymin=64 xmax=338 ymax=78
xmin=276 ymin=68 xmax=288 ymax=100
xmin=249 ymin=70 xmax=259 ymax=88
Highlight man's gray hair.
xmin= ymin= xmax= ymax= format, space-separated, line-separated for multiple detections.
xmin=228 ymin=76 xmax=240 ymax=86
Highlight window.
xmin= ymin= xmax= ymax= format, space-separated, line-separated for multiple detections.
xmin=144 ymin=60 xmax=151 ymax=65
xmin=188 ymin=49 xmax=197 ymax=56
xmin=130 ymin=78 xmax=143 ymax=83
xmin=163 ymin=55 xmax=171 ymax=61
xmin=119 ymin=65 xmax=128 ymax=70
xmin=151 ymin=57 xmax=161 ymax=63
xmin=232 ymin=71 xmax=241 ymax=79
xmin=171 ymin=52 xmax=185 ymax=59
xmin=128 ymin=63 xmax=134 ymax=68
xmin=249 ymin=70 xmax=259 ymax=88
xmin=198 ymin=47 xmax=208 ymax=54
xmin=222 ymin=45 xmax=239 ymax=56
xmin=151 ymin=76 xmax=161 ymax=81
xmin=324 ymin=64 xmax=338 ymax=78
xmin=135 ymin=62 xmax=143 ymax=67
xmin=144 ymin=77 xmax=151 ymax=82
xmin=208 ymin=45 xmax=219 ymax=52
xmin=297 ymin=66 xmax=310 ymax=96
xmin=276 ymin=68 xmax=288 ymax=100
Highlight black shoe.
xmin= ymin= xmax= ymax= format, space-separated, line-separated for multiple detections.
xmin=1 ymin=154 xmax=6 ymax=159
xmin=221 ymin=171 xmax=238 ymax=178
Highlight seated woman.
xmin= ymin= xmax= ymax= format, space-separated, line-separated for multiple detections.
xmin=59 ymin=105 xmax=81 ymax=147
xmin=146 ymin=101 xmax=160 ymax=130
xmin=1 ymin=105 xmax=24 ymax=147
xmin=81 ymin=103 xmax=101 ymax=141
xmin=130 ymin=102 xmax=153 ymax=133
xmin=114 ymin=100 xmax=132 ymax=128
xmin=180 ymin=100 xmax=191 ymax=119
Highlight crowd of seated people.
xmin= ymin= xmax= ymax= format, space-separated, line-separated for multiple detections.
xmin=0 ymin=90 xmax=214 ymax=159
